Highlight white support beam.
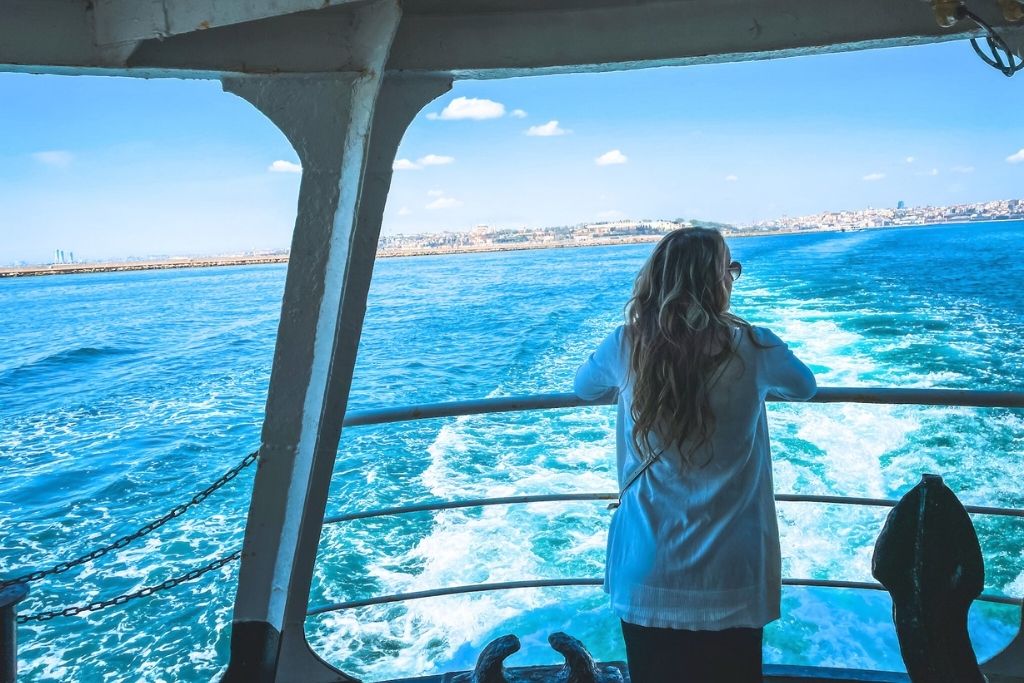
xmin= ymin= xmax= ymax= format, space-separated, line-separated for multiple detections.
xmin=4 ymin=0 xmax=1021 ymax=78
xmin=218 ymin=1 xmax=402 ymax=679
xmin=0 ymin=0 xmax=107 ymax=72
xmin=121 ymin=0 xmax=1020 ymax=79
xmin=387 ymin=0 xmax=1011 ymax=77
xmin=128 ymin=3 xmax=404 ymax=75
xmin=275 ymin=75 xmax=452 ymax=682
xmin=91 ymin=0 xmax=361 ymax=46
xmin=218 ymin=2 xmax=451 ymax=679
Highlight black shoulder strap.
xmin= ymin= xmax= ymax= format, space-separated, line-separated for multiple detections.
xmin=608 ymin=452 xmax=660 ymax=510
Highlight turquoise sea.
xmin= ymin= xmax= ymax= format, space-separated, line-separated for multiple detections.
xmin=2 ymin=220 xmax=1023 ymax=681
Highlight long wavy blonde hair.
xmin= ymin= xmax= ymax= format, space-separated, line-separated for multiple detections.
xmin=627 ymin=227 xmax=751 ymax=465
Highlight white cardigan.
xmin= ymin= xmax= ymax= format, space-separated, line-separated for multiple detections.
xmin=574 ymin=325 xmax=816 ymax=630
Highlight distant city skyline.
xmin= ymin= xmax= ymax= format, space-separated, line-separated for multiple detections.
xmin=1 ymin=39 xmax=1023 ymax=264
xmin=5 ymin=196 xmax=1019 ymax=269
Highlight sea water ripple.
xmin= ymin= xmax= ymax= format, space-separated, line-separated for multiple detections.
xmin=1 ymin=221 xmax=1023 ymax=681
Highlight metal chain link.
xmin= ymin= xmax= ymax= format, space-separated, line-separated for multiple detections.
xmin=1 ymin=449 xmax=258 ymax=589
xmin=16 ymin=550 xmax=242 ymax=623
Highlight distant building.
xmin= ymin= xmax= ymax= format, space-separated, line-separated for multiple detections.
xmin=897 ymin=200 xmax=905 ymax=210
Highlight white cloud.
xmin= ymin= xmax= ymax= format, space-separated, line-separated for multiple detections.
xmin=526 ymin=120 xmax=570 ymax=137
xmin=950 ymin=165 xmax=975 ymax=174
xmin=394 ymin=155 xmax=453 ymax=170
xmin=268 ymin=160 xmax=302 ymax=173
xmin=511 ymin=109 xmax=528 ymax=119
xmin=862 ymin=172 xmax=886 ymax=181
xmin=1006 ymin=148 xmax=1024 ymax=164
xmin=32 ymin=150 xmax=74 ymax=168
xmin=596 ymin=149 xmax=628 ymax=166
xmin=724 ymin=174 xmax=738 ymax=182
xmin=393 ymin=158 xmax=421 ymax=171
xmin=905 ymin=156 xmax=915 ymax=164
xmin=398 ymin=207 xmax=413 ymax=216
xmin=426 ymin=196 xmax=463 ymax=210
xmin=429 ymin=97 xmax=506 ymax=121
xmin=417 ymin=154 xmax=455 ymax=166
xmin=427 ymin=189 xmax=446 ymax=197
xmin=916 ymin=168 xmax=940 ymax=177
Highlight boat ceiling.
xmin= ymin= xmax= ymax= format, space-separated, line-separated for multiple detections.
xmin=1 ymin=0 xmax=1021 ymax=79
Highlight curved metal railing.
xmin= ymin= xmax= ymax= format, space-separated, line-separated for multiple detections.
xmin=324 ymin=491 xmax=1024 ymax=525
xmin=313 ymin=387 xmax=1024 ymax=617
xmin=340 ymin=387 xmax=1024 ymax=428
xmin=308 ymin=577 xmax=1022 ymax=616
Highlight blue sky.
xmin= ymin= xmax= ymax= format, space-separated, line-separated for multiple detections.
xmin=1 ymin=40 xmax=1022 ymax=264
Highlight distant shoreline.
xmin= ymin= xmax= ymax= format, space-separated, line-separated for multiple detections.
xmin=0 ymin=254 xmax=290 ymax=279
xmin=2 ymin=218 xmax=1019 ymax=278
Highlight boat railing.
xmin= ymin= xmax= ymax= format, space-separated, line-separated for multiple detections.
xmin=310 ymin=387 xmax=1024 ymax=620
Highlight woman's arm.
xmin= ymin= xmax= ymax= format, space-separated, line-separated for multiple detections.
xmin=574 ymin=327 xmax=624 ymax=400
xmin=756 ymin=328 xmax=817 ymax=401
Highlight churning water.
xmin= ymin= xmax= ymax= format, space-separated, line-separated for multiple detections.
xmin=2 ymin=221 xmax=1023 ymax=681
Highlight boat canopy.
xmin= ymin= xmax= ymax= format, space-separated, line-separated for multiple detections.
xmin=1 ymin=0 xmax=1021 ymax=78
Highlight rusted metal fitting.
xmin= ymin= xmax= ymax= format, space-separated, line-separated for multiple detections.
xmin=929 ymin=0 xmax=964 ymax=27
xmin=998 ymin=0 xmax=1024 ymax=22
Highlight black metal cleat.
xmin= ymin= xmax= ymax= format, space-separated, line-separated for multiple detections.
xmin=872 ymin=473 xmax=985 ymax=683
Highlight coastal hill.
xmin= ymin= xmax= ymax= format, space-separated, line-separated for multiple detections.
xmin=369 ymin=198 xmax=1024 ymax=257
xmin=3 ymin=198 xmax=1021 ymax=277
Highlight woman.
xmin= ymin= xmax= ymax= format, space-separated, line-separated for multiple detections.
xmin=574 ymin=227 xmax=816 ymax=682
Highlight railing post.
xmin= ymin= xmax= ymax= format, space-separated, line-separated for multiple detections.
xmin=0 ymin=583 xmax=28 ymax=683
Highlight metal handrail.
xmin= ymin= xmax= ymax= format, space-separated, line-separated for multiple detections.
xmin=341 ymin=388 xmax=1024 ymax=428
xmin=325 ymin=492 xmax=1024 ymax=525
xmin=307 ymin=579 xmax=603 ymax=615
xmin=307 ymin=577 xmax=1022 ymax=616
xmin=324 ymin=493 xmax=619 ymax=524
xmin=317 ymin=388 xmax=1024 ymax=619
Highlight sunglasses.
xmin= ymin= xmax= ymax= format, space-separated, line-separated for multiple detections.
xmin=728 ymin=260 xmax=742 ymax=282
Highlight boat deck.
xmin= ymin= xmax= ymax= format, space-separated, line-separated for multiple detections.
xmin=383 ymin=663 xmax=912 ymax=682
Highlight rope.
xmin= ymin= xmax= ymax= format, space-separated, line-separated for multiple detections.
xmin=958 ymin=4 xmax=1022 ymax=77
xmin=0 ymin=449 xmax=258 ymax=589
xmin=16 ymin=550 xmax=242 ymax=623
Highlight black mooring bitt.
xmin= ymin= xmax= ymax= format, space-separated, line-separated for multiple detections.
xmin=452 ymin=631 xmax=623 ymax=683
xmin=459 ymin=634 xmax=521 ymax=683
xmin=872 ymin=473 xmax=985 ymax=683
xmin=0 ymin=582 xmax=29 ymax=683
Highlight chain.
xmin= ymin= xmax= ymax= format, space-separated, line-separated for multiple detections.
xmin=16 ymin=550 xmax=242 ymax=623
xmin=1 ymin=449 xmax=258 ymax=589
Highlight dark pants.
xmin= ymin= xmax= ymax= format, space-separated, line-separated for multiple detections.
xmin=620 ymin=620 xmax=763 ymax=683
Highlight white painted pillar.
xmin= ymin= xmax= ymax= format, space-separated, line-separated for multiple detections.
xmin=274 ymin=74 xmax=452 ymax=683
xmin=218 ymin=3 xmax=452 ymax=680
